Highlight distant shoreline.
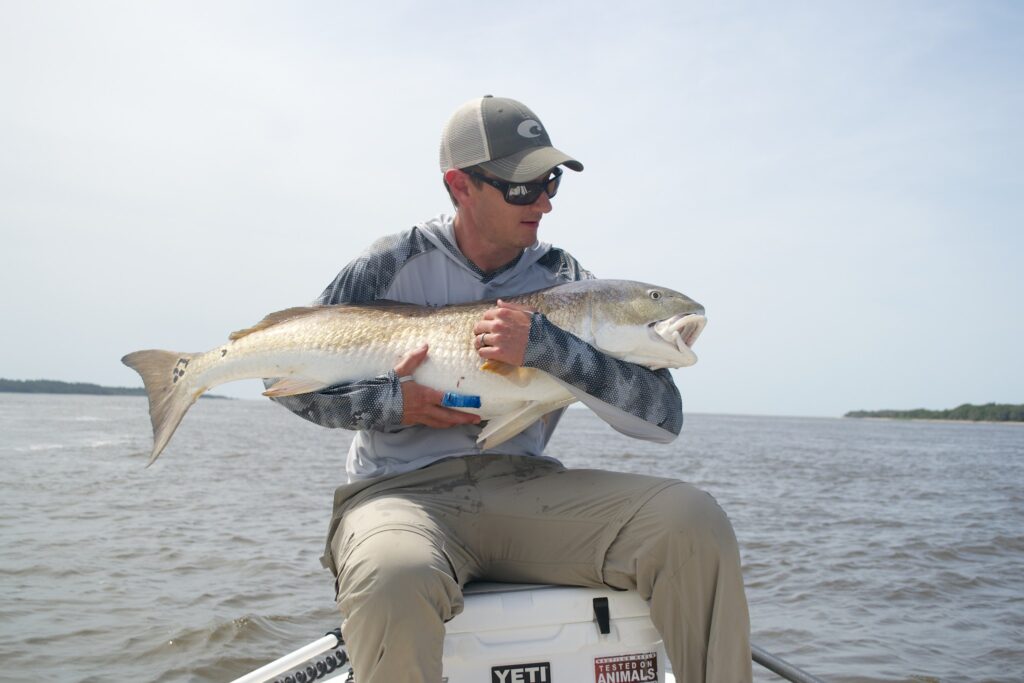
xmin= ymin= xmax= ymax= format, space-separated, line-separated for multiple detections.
xmin=843 ymin=413 xmax=1019 ymax=423
xmin=0 ymin=378 xmax=230 ymax=399
xmin=845 ymin=403 xmax=1023 ymax=423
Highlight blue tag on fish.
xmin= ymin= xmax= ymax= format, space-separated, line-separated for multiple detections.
xmin=442 ymin=392 xmax=481 ymax=409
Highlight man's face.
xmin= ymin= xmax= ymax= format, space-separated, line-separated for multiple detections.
xmin=464 ymin=169 xmax=555 ymax=253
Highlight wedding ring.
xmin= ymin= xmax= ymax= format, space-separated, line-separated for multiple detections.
xmin=398 ymin=375 xmax=415 ymax=383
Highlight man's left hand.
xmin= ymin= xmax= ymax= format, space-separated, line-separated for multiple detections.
xmin=473 ymin=300 xmax=534 ymax=367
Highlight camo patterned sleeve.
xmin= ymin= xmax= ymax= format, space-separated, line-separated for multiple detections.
xmin=522 ymin=314 xmax=683 ymax=442
xmin=264 ymin=230 xmax=434 ymax=430
xmin=266 ymin=372 xmax=404 ymax=431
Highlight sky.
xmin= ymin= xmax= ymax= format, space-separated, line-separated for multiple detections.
xmin=2 ymin=1 xmax=1021 ymax=417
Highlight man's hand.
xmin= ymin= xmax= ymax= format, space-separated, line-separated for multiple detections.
xmin=473 ymin=300 xmax=535 ymax=367
xmin=395 ymin=344 xmax=481 ymax=428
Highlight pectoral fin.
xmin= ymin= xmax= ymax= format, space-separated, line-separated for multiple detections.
xmin=480 ymin=360 xmax=533 ymax=387
xmin=477 ymin=397 xmax=577 ymax=451
xmin=263 ymin=377 xmax=331 ymax=397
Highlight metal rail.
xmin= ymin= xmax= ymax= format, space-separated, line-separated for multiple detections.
xmin=752 ymin=642 xmax=828 ymax=683
xmin=230 ymin=630 xmax=344 ymax=683
xmin=235 ymin=636 xmax=827 ymax=683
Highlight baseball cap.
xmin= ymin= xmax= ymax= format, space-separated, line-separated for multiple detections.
xmin=439 ymin=95 xmax=584 ymax=182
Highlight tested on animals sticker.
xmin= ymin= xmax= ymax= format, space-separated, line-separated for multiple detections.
xmin=594 ymin=652 xmax=658 ymax=683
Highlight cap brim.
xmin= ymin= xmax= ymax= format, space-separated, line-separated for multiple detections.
xmin=479 ymin=146 xmax=584 ymax=182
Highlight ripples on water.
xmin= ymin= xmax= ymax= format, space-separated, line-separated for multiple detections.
xmin=0 ymin=394 xmax=1021 ymax=682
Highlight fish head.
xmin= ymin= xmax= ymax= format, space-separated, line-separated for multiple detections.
xmin=586 ymin=280 xmax=707 ymax=370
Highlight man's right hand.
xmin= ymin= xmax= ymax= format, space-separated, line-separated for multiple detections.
xmin=395 ymin=344 xmax=482 ymax=428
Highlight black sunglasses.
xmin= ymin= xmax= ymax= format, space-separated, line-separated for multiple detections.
xmin=464 ymin=167 xmax=562 ymax=205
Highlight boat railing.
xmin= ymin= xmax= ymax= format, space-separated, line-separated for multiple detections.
xmin=230 ymin=629 xmax=347 ymax=683
xmin=229 ymin=630 xmax=828 ymax=683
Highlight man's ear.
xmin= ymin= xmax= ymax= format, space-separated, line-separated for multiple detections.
xmin=444 ymin=168 xmax=472 ymax=205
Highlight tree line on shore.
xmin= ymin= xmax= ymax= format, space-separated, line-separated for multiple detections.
xmin=3 ymin=379 xmax=1016 ymax=419
xmin=0 ymin=378 xmax=145 ymax=396
xmin=0 ymin=379 xmax=228 ymax=399
xmin=845 ymin=403 xmax=1024 ymax=422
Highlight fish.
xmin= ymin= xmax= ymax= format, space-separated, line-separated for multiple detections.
xmin=122 ymin=279 xmax=706 ymax=465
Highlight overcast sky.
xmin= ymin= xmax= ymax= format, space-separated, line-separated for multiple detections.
xmin=2 ymin=1 xmax=1021 ymax=417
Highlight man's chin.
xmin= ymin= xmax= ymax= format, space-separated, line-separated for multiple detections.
xmin=519 ymin=228 xmax=539 ymax=246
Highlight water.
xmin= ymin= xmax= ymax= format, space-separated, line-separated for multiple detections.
xmin=1 ymin=394 xmax=1021 ymax=682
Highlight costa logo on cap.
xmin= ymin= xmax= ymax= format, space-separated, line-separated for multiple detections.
xmin=517 ymin=119 xmax=543 ymax=138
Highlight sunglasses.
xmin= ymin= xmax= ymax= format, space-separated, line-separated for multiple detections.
xmin=465 ymin=167 xmax=562 ymax=205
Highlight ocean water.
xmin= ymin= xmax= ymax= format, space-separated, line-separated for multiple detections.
xmin=0 ymin=394 xmax=1021 ymax=682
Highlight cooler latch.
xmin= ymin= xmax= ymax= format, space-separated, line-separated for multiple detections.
xmin=593 ymin=597 xmax=611 ymax=634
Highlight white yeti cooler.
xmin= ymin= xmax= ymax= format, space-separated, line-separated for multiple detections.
xmin=442 ymin=583 xmax=668 ymax=683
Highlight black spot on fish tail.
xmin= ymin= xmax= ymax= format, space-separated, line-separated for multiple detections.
xmin=171 ymin=358 xmax=190 ymax=384
xmin=221 ymin=349 xmax=227 ymax=357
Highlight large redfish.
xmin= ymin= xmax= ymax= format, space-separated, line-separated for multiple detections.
xmin=122 ymin=280 xmax=706 ymax=465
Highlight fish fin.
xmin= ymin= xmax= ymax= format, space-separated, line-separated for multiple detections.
xmin=480 ymin=359 xmax=515 ymax=374
xmin=480 ymin=360 xmax=533 ymax=387
xmin=477 ymin=397 xmax=577 ymax=451
xmin=228 ymin=306 xmax=324 ymax=341
xmin=262 ymin=377 xmax=331 ymax=397
xmin=121 ymin=349 xmax=204 ymax=466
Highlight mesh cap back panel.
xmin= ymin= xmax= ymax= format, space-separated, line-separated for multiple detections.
xmin=440 ymin=100 xmax=489 ymax=171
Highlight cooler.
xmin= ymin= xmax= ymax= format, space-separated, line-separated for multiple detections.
xmin=442 ymin=583 xmax=668 ymax=683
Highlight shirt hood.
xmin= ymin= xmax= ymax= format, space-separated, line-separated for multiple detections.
xmin=417 ymin=214 xmax=553 ymax=287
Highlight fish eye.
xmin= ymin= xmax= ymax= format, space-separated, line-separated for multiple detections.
xmin=649 ymin=290 xmax=662 ymax=300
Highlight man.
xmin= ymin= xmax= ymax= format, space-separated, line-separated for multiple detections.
xmin=273 ymin=96 xmax=752 ymax=683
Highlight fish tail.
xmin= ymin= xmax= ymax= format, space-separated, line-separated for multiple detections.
xmin=121 ymin=349 xmax=203 ymax=466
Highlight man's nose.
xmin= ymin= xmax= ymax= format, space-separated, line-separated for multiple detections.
xmin=533 ymin=190 xmax=553 ymax=213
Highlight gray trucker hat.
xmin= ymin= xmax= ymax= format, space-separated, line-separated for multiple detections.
xmin=439 ymin=95 xmax=584 ymax=182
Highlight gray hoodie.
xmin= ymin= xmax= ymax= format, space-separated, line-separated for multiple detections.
xmin=272 ymin=215 xmax=682 ymax=481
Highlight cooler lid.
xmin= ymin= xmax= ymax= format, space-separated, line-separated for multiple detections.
xmin=445 ymin=583 xmax=652 ymax=634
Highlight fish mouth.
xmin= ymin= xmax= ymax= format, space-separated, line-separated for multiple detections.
xmin=650 ymin=313 xmax=707 ymax=359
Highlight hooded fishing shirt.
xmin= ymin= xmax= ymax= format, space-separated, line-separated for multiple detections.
xmin=271 ymin=214 xmax=682 ymax=481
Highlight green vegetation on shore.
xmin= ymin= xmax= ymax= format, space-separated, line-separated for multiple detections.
xmin=845 ymin=403 xmax=1024 ymax=422
xmin=0 ymin=378 xmax=229 ymax=399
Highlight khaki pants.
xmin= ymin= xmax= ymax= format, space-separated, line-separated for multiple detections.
xmin=326 ymin=455 xmax=751 ymax=683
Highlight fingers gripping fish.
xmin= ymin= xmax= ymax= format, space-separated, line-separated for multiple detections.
xmin=122 ymin=280 xmax=706 ymax=465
